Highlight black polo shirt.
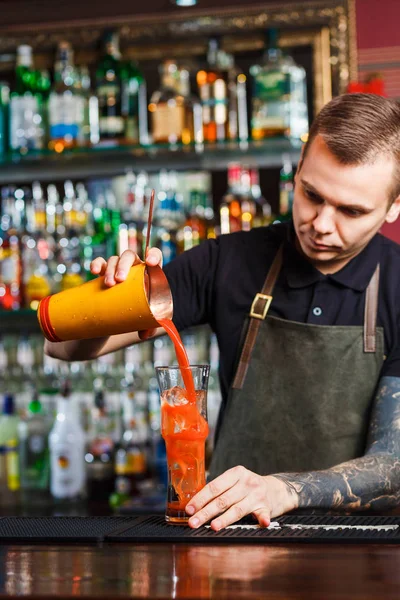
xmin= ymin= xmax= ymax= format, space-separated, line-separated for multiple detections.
xmin=164 ymin=221 xmax=400 ymax=405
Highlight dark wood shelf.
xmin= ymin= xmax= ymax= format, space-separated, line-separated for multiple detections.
xmin=0 ymin=138 xmax=302 ymax=183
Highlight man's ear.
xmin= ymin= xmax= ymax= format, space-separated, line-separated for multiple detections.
xmin=385 ymin=195 xmax=400 ymax=223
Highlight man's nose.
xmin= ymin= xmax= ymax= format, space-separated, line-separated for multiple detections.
xmin=312 ymin=205 xmax=336 ymax=235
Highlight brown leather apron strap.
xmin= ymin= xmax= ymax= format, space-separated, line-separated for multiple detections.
xmin=232 ymin=244 xmax=380 ymax=389
xmin=364 ymin=263 xmax=380 ymax=353
xmin=232 ymin=244 xmax=284 ymax=390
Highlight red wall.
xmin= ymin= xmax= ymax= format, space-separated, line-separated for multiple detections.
xmin=356 ymin=0 xmax=400 ymax=49
xmin=356 ymin=0 xmax=400 ymax=244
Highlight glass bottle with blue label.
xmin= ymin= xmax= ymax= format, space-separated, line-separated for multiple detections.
xmin=48 ymin=41 xmax=83 ymax=151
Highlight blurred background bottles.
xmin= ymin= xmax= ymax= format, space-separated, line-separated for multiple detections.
xmin=0 ymin=328 xmax=223 ymax=513
xmin=0 ymin=160 xmax=296 ymax=310
xmin=0 ymin=27 xmax=309 ymax=155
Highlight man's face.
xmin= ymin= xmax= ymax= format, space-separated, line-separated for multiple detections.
xmin=293 ymin=135 xmax=400 ymax=274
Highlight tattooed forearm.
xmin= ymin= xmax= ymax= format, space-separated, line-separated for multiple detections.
xmin=274 ymin=376 xmax=400 ymax=512
xmin=275 ymin=453 xmax=400 ymax=511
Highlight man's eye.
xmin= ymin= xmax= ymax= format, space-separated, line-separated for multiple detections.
xmin=305 ymin=190 xmax=322 ymax=203
xmin=341 ymin=208 xmax=362 ymax=217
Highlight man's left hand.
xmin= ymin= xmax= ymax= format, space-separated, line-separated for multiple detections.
xmin=185 ymin=466 xmax=299 ymax=531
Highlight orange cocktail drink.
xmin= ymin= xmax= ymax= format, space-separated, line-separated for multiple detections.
xmin=160 ymin=381 xmax=209 ymax=523
xmin=156 ymin=318 xmax=209 ymax=525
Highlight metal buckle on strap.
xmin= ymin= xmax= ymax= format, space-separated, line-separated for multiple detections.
xmin=250 ymin=293 xmax=272 ymax=320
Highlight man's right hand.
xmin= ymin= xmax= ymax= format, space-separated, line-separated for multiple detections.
xmin=90 ymin=248 xmax=163 ymax=287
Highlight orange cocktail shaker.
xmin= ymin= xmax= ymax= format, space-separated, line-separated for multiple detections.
xmin=37 ymin=262 xmax=173 ymax=342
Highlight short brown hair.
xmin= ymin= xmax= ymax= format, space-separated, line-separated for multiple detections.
xmin=302 ymin=93 xmax=400 ymax=205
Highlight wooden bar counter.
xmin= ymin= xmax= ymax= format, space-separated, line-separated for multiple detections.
xmin=1 ymin=541 xmax=399 ymax=599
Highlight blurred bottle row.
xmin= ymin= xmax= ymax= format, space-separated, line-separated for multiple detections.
xmin=0 ymin=328 xmax=222 ymax=510
xmin=0 ymin=158 xmax=296 ymax=312
xmin=0 ymin=28 xmax=308 ymax=156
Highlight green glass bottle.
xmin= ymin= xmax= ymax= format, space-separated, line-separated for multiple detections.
xmin=96 ymin=31 xmax=124 ymax=141
xmin=0 ymin=82 xmax=10 ymax=157
xmin=250 ymin=29 xmax=308 ymax=141
xmin=17 ymin=394 xmax=50 ymax=491
xmin=120 ymin=59 xmax=147 ymax=144
xmin=96 ymin=31 xmax=147 ymax=144
xmin=10 ymin=45 xmax=46 ymax=151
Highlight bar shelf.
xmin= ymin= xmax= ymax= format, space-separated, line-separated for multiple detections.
xmin=0 ymin=138 xmax=302 ymax=183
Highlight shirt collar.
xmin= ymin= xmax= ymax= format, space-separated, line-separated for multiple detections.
xmin=283 ymin=222 xmax=381 ymax=292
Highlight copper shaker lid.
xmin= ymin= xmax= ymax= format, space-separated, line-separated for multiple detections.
xmin=146 ymin=265 xmax=173 ymax=321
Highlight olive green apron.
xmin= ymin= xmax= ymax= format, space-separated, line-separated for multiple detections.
xmin=209 ymin=246 xmax=384 ymax=479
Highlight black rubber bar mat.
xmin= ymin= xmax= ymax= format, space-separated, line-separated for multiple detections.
xmin=0 ymin=515 xmax=398 ymax=544
xmin=106 ymin=514 xmax=400 ymax=544
xmin=0 ymin=516 xmax=134 ymax=543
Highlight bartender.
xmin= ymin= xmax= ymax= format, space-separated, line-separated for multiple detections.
xmin=46 ymin=93 xmax=400 ymax=531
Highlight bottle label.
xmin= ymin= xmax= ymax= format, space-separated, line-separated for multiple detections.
xmin=254 ymin=71 xmax=290 ymax=101
xmin=10 ymin=94 xmax=44 ymax=150
xmin=115 ymin=475 xmax=133 ymax=495
xmin=116 ymin=448 xmax=146 ymax=475
xmin=0 ymin=253 xmax=19 ymax=284
xmin=6 ymin=440 xmax=20 ymax=491
xmin=29 ymin=434 xmax=45 ymax=454
xmin=99 ymin=116 xmax=124 ymax=136
xmin=49 ymin=92 xmax=81 ymax=140
xmin=152 ymin=104 xmax=185 ymax=143
xmin=50 ymin=442 xmax=84 ymax=498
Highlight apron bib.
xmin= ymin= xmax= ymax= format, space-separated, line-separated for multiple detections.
xmin=209 ymin=246 xmax=384 ymax=479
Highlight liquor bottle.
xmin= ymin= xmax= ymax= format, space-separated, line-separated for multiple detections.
xmin=10 ymin=45 xmax=46 ymax=152
xmin=0 ymin=394 xmax=20 ymax=500
xmin=197 ymin=38 xmax=229 ymax=144
xmin=18 ymin=392 xmax=50 ymax=491
xmin=48 ymin=41 xmax=82 ymax=151
xmin=239 ymin=167 xmax=272 ymax=230
xmin=176 ymin=175 xmax=209 ymax=253
xmin=75 ymin=66 xmax=100 ymax=147
xmin=90 ymin=190 xmax=111 ymax=260
xmin=278 ymin=154 xmax=294 ymax=221
xmin=96 ymin=31 xmax=124 ymax=141
xmin=105 ymin=187 xmax=121 ymax=256
xmin=0 ymin=187 xmax=22 ymax=310
xmin=112 ymin=390 xmax=148 ymax=506
xmin=149 ymin=60 xmax=203 ymax=147
xmin=49 ymin=381 xmax=86 ymax=500
xmin=219 ymin=163 xmax=242 ymax=234
xmin=85 ymin=383 xmax=115 ymax=501
xmin=250 ymin=168 xmax=272 ymax=227
xmin=23 ymin=237 xmax=52 ymax=312
xmin=0 ymin=82 xmax=10 ymax=157
xmin=96 ymin=30 xmax=146 ymax=144
xmin=31 ymin=180 xmax=47 ymax=233
xmin=197 ymin=38 xmax=247 ymax=145
xmin=120 ymin=57 xmax=147 ymax=144
xmin=46 ymin=184 xmax=64 ymax=236
xmin=250 ymin=29 xmax=308 ymax=141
